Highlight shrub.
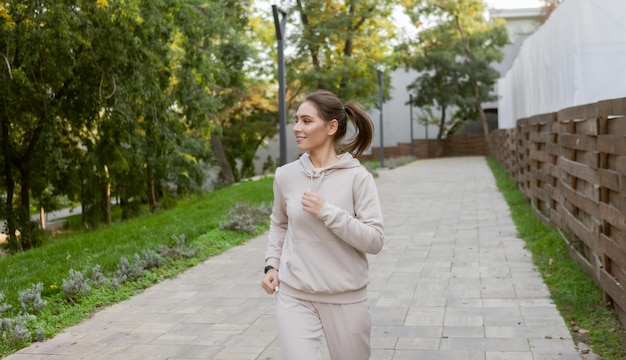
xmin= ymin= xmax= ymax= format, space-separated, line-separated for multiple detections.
xmin=219 ymin=202 xmax=272 ymax=233
xmin=158 ymin=234 xmax=199 ymax=260
xmin=0 ymin=293 xmax=11 ymax=316
xmin=141 ymin=249 xmax=163 ymax=269
xmin=384 ymin=156 xmax=416 ymax=169
xmin=90 ymin=265 xmax=110 ymax=287
xmin=363 ymin=162 xmax=378 ymax=177
xmin=114 ymin=255 xmax=145 ymax=285
xmin=1 ymin=314 xmax=29 ymax=346
xmin=0 ymin=312 xmax=43 ymax=346
xmin=62 ymin=269 xmax=91 ymax=302
xmin=18 ymin=283 xmax=46 ymax=315
xmin=262 ymin=155 xmax=277 ymax=174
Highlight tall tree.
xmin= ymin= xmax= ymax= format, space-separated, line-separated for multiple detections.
xmin=0 ymin=0 xmax=256 ymax=249
xmin=172 ymin=0 xmax=254 ymax=186
xmin=110 ymin=0 xmax=180 ymax=214
xmin=401 ymin=0 xmax=508 ymax=154
xmin=221 ymin=83 xmax=278 ymax=181
xmin=285 ymin=0 xmax=397 ymax=108
xmin=0 ymin=1 xmax=115 ymax=250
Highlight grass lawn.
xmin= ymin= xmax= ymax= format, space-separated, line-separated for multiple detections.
xmin=0 ymin=176 xmax=274 ymax=356
xmin=486 ymin=156 xmax=626 ymax=359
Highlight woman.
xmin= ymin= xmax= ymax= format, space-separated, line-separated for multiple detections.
xmin=261 ymin=89 xmax=385 ymax=360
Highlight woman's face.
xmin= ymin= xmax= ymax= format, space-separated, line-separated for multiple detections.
xmin=293 ymin=101 xmax=336 ymax=153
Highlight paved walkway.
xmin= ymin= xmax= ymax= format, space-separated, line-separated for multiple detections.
xmin=6 ymin=157 xmax=583 ymax=360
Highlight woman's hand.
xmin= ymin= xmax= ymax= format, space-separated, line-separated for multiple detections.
xmin=302 ymin=189 xmax=325 ymax=216
xmin=261 ymin=269 xmax=280 ymax=294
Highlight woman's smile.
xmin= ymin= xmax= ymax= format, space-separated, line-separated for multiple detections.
xmin=293 ymin=101 xmax=333 ymax=152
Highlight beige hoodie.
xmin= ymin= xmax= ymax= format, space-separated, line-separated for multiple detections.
xmin=265 ymin=152 xmax=384 ymax=304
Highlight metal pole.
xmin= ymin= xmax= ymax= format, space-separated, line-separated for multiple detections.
xmin=409 ymin=93 xmax=414 ymax=157
xmin=273 ymin=5 xmax=287 ymax=166
xmin=377 ymin=69 xmax=384 ymax=168
xmin=423 ymin=89 xmax=428 ymax=141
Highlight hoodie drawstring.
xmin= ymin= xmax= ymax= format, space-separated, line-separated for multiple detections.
xmin=310 ymin=170 xmax=326 ymax=190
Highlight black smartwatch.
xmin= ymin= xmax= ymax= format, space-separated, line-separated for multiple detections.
xmin=264 ymin=265 xmax=276 ymax=274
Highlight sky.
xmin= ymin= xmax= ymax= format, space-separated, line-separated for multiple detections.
xmin=391 ymin=0 xmax=545 ymax=37
xmin=484 ymin=0 xmax=544 ymax=9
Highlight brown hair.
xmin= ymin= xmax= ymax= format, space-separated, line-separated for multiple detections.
xmin=303 ymin=89 xmax=374 ymax=158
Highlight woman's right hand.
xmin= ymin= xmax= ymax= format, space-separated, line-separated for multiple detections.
xmin=261 ymin=269 xmax=280 ymax=294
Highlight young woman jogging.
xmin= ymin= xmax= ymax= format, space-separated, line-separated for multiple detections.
xmin=261 ymin=89 xmax=385 ymax=360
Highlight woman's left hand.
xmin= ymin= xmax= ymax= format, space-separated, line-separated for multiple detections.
xmin=302 ymin=189 xmax=325 ymax=216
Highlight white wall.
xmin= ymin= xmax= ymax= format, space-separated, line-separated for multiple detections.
xmin=490 ymin=8 xmax=542 ymax=41
xmin=255 ymin=68 xmax=438 ymax=172
xmin=498 ymin=0 xmax=626 ymax=128
xmin=369 ymin=69 xmax=440 ymax=150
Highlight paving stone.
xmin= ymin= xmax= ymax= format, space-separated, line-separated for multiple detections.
xmin=4 ymin=157 xmax=583 ymax=360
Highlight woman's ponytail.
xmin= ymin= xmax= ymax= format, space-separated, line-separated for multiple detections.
xmin=303 ymin=90 xmax=374 ymax=159
xmin=341 ymin=103 xmax=374 ymax=158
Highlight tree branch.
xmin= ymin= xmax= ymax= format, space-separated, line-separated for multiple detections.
xmin=1 ymin=53 xmax=12 ymax=79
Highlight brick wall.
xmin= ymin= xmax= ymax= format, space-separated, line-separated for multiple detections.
xmin=362 ymin=134 xmax=489 ymax=161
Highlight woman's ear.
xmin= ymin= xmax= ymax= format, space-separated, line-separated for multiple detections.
xmin=327 ymin=119 xmax=338 ymax=136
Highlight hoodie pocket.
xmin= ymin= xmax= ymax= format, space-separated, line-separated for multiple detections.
xmin=284 ymin=238 xmax=368 ymax=294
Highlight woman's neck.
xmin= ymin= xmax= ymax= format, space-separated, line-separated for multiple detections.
xmin=309 ymin=151 xmax=339 ymax=171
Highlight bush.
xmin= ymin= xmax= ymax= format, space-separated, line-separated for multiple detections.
xmin=219 ymin=202 xmax=272 ymax=233
xmin=384 ymin=156 xmax=416 ymax=169
xmin=158 ymin=234 xmax=199 ymax=260
xmin=18 ymin=283 xmax=46 ymax=315
xmin=114 ymin=255 xmax=145 ymax=285
xmin=90 ymin=265 xmax=109 ymax=287
xmin=0 ymin=291 xmax=44 ymax=347
xmin=62 ymin=269 xmax=91 ymax=303
xmin=141 ymin=249 xmax=163 ymax=269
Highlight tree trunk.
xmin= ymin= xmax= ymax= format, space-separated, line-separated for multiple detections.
xmin=104 ymin=164 xmax=112 ymax=224
xmin=436 ymin=107 xmax=447 ymax=158
xmin=455 ymin=16 xmax=493 ymax=154
xmin=39 ymin=204 xmax=46 ymax=230
xmin=19 ymin=167 xmax=33 ymax=249
xmin=146 ymin=158 xmax=157 ymax=212
xmin=1 ymin=119 xmax=20 ymax=252
xmin=211 ymin=131 xmax=235 ymax=185
xmin=478 ymin=105 xmax=491 ymax=154
xmin=474 ymin=85 xmax=492 ymax=154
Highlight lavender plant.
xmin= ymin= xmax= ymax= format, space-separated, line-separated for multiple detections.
xmin=18 ymin=283 xmax=47 ymax=315
xmin=62 ymin=269 xmax=92 ymax=302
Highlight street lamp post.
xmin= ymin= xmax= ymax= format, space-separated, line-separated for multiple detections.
xmin=377 ymin=68 xmax=384 ymax=168
xmin=409 ymin=93 xmax=414 ymax=157
xmin=272 ymin=5 xmax=287 ymax=166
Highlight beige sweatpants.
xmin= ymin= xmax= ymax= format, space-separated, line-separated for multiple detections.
xmin=275 ymin=291 xmax=371 ymax=360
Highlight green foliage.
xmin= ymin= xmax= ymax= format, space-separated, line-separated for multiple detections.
xmin=0 ymin=294 xmax=10 ymax=316
xmin=62 ymin=269 xmax=92 ymax=303
xmin=114 ymin=255 xmax=145 ymax=285
xmin=486 ymin=157 xmax=626 ymax=359
xmin=262 ymin=155 xmax=278 ymax=175
xmin=362 ymin=156 xmax=416 ymax=173
xmin=89 ymin=265 xmax=109 ymax=287
xmin=0 ymin=0 xmax=259 ymax=251
xmin=383 ymin=156 xmax=417 ymax=169
xmin=284 ymin=0 xmax=398 ymax=108
xmin=219 ymin=202 xmax=272 ymax=233
xmin=141 ymin=249 xmax=164 ymax=270
xmin=0 ymin=312 xmax=42 ymax=347
xmin=0 ymin=177 xmax=273 ymax=356
xmin=400 ymin=0 xmax=508 ymax=142
xmin=157 ymin=234 xmax=200 ymax=260
xmin=18 ymin=283 xmax=47 ymax=315
xmin=221 ymin=86 xmax=279 ymax=182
